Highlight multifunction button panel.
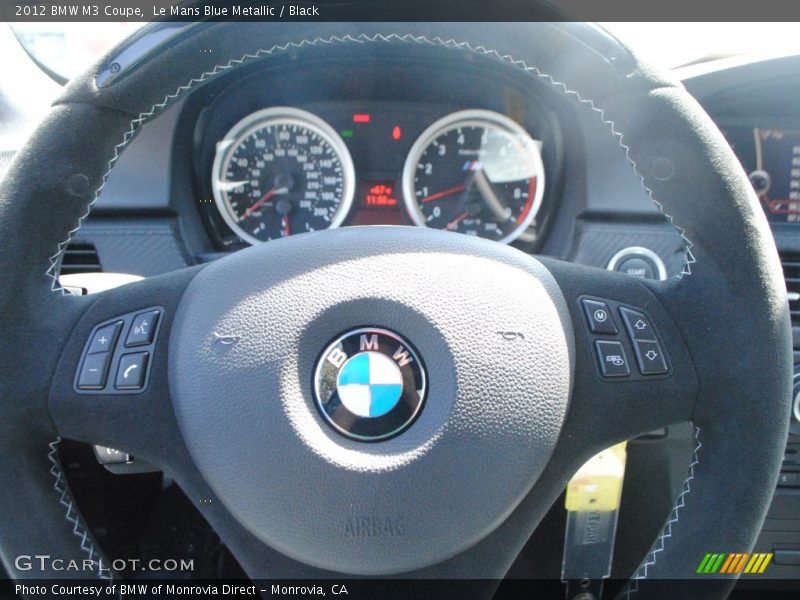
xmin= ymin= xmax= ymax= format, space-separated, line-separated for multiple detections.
xmin=580 ymin=297 xmax=670 ymax=379
xmin=75 ymin=307 xmax=163 ymax=394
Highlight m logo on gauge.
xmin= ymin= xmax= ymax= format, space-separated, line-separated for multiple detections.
xmin=314 ymin=328 xmax=426 ymax=441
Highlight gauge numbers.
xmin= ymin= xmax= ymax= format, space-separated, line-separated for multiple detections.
xmin=212 ymin=107 xmax=355 ymax=244
xmin=402 ymin=110 xmax=545 ymax=244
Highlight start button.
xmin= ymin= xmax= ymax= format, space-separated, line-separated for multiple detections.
xmin=607 ymin=247 xmax=667 ymax=281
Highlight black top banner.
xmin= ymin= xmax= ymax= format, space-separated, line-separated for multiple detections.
xmin=3 ymin=0 xmax=800 ymax=22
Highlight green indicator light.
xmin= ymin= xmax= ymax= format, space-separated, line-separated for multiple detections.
xmin=341 ymin=129 xmax=354 ymax=138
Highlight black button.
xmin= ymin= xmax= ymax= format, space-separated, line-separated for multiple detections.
xmin=619 ymin=307 xmax=657 ymax=341
xmin=582 ymin=299 xmax=618 ymax=335
xmin=777 ymin=472 xmax=799 ymax=487
xmin=87 ymin=321 xmax=122 ymax=355
xmin=115 ymin=352 xmax=149 ymax=390
xmin=615 ymin=256 xmax=656 ymax=280
xmin=125 ymin=310 xmax=160 ymax=347
xmin=633 ymin=340 xmax=668 ymax=375
xmin=78 ymin=353 xmax=112 ymax=389
xmin=595 ymin=341 xmax=631 ymax=377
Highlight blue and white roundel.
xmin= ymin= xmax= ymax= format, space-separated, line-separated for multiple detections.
xmin=314 ymin=327 xmax=426 ymax=441
xmin=336 ymin=352 xmax=403 ymax=418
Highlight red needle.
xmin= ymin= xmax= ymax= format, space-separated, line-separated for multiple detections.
xmin=446 ymin=212 xmax=469 ymax=230
xmin=420 ymin=183 xmax=466 ymax=203
xmin=244 ymin=187 xmax=280 ymax=218
xmin=282 ymin=215 xmax=290 ymax=236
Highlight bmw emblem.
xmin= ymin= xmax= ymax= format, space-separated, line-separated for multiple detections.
xmin=313 ymin=328 xmax=427 ymax=441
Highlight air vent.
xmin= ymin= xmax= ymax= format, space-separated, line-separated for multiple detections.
xmin=60 ymin=242 xmax=101 ymax=276
xmin=781 ymin=254 xmax=800 ymax=326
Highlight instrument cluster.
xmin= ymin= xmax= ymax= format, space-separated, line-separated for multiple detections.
xmin=723 ymin=125 xmax=800 ymax=225
xmin=207 ymin=103 xmax=554 ymax=248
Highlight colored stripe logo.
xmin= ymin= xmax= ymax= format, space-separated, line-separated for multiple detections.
xmin=696 ymin=553 xmax=773 ymax=574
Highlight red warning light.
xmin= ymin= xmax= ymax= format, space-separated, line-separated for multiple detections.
xmin=353 ymin=113 xmax=371 ymax=124
xmin=392 ymin=126 xmax=402 ymax=141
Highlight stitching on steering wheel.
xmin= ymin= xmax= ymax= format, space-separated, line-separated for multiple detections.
xmin=45 ymin=32 xmax=695 ymax=294
xmin=621 ymin=425 xmax=702 ymax=597
xmin=47 ymin=439 xmax=114 ymax=580
xmin=41 ymin=32 xmax=699 ymax=582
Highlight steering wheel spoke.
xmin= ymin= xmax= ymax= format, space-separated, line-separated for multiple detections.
xmin=47 ymin=267 xmax=201 ymax=469
xmin=540 ymin=257 xmax=699 ymax=459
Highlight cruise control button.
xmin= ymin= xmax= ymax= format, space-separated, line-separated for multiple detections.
xmin=78 ymin=353 xmax=112 ymax=389
xmin=115 ymin=352 xmax=149 ymax=390
xmin=633 ymin=340 xmax=668 ymax=375
xmin=125 ymin=310 xmax=159 ymax=347
xmin=582 ymin=299 xmax=618 ymax=335
xmin=619 ymin=307 xmax=657 ymax=341
xmin=87 ymin=321 xmax=122 ymax=355
xmin=595 ymin=341 xmax=631 ymax=377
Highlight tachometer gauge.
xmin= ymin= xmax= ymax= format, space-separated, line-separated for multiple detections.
xmin=212 ymin=107 xmax=355 ymax=244
xmin=402 ymin=110 xmax=545 ymax=244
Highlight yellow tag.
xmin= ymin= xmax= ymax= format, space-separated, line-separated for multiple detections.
xmin=565 ymin=442 xmax=627 ymax=512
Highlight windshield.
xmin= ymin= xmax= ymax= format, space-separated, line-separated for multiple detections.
xmin=10 ymin=22 xmax=145 ymax=81
xmin=603 ymin=22 xmax=800 ymax=69
xmin=10 ymin=22 xmax=800 ymax=82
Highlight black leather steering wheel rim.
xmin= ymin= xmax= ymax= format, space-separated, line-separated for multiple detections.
xmin=0 ymin=20 xmax=791 ymax=599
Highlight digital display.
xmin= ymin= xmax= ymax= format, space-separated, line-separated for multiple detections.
xmin=752 ymin=128 xmax=800 ymax=223
xmin=320 ymin=106 xmax=437 ymax=227
xmin=359 ymin=182 xmax=399 ymax=209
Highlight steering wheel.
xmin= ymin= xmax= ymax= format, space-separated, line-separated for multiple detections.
xmin=0 ymin=20 xmax=791 ymax=599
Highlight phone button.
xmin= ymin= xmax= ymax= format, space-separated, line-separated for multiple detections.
xmin=115 ymin=352 xmax=149 ymax=390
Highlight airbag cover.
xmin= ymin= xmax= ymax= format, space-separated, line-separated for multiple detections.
xmin=169 ymin=226 xmax=572 ymax=574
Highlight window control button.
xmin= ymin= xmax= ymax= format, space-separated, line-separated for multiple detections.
xmin=595 ymin=341 xmax=631 ymax=377
xmin=582 ymin=299 xmax=618 ymax=334
xmin=115 ymin=352 xmax=149 ymax=390
xmin=125 ymin=310 xmax=160 ymax=347
xmin=78 ymin=353 xmax=112 ymax=389
xmin=633 ymin=340 xmax=668 ymax=375
xmin=619 ymin=307 xmax=657 ymax=341
xmin=87 ymin=321 xmax=122 ymax=355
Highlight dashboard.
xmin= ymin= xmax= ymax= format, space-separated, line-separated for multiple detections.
xmin=189 ymin=50 xmax=563 ymax=254
xmin=724 ymin=125 xmax=800 ymax=224
xmin=208 ymin=105 xmax=545 ymax=245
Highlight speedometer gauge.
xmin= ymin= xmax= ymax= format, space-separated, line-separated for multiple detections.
xmin=402 ymin=110 xmax=545 ymax=244
xmin=212 ymin=107 xmax=355 ymax=244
